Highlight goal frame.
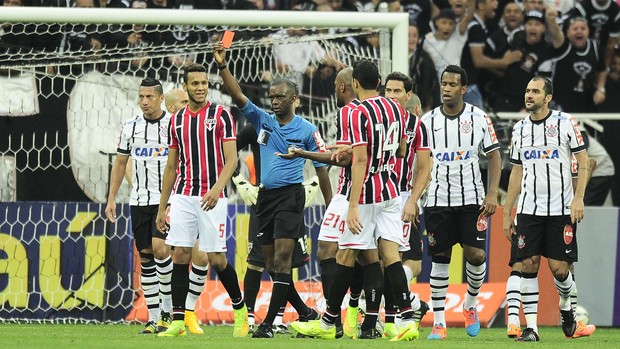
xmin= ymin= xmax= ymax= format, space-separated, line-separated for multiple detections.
xmin=0 ymin=6 xmax=409 ymax=76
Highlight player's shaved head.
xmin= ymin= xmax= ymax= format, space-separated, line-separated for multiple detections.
xmin=335 ymin=67 xmax=354 ymax=107
xmin=406 ymin=93 xmax=422 ymax=116
xmin=336 ymin=67 xmax=353 ymax=87
xmin=165 ymin=88 xmax=189 ymax=114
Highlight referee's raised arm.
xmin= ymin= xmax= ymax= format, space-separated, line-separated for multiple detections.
xmin=213 ymin=42 xmax=248 ymax=109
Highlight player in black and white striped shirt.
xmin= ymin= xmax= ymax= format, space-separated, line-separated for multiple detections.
xmin=421 ymin=65 xmax=501 ymax=340
xmin=105 ymin=78 xmax=173 ymax=334
xmin=502 ymin=76 xmax=593 ymax=341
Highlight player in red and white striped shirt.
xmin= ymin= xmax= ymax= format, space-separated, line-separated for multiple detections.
xmin=155 ymin=64 xmax=248 ymax=338
xmin=292 ymin=60 xmax=420 ymax=341
xmin=382 ymin=71 xmax=432 ymax=338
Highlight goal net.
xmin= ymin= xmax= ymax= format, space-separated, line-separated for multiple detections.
xmin=0 ymin=7 xmax=407 ymax=323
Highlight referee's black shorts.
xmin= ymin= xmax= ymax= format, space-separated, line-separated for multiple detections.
xmin=247 ymin=204 xmax=309 ymax=268
xmin=255 ymin=183 xmax=305 ymax=245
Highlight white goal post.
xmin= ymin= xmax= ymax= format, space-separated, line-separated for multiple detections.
xmin=0 ymin=6 xmax=410 ymax=75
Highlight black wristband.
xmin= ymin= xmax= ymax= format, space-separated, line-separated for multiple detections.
xmin=217 ymin=63 xmax=227 ymax=70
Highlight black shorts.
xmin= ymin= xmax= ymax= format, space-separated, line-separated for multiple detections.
xmin=516 ymin=214 xmax=578 ymax=263
xmin=130 ymin=205 xmax=167 ymax=251
xmin=255 ymin=184 xmax=305 ymax=245
xmin=402 ymin=223 xmax=423 ymax=261
xmin=423 ymin=205 xmax=487 ymax=256
xmin=247 ymin=205 xmax=310 ymax=268
xmin=508 ymin=230 xmax=519 ymax=267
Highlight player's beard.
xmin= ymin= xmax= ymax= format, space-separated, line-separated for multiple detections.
xmin=525 ymin=99 xmax=545 ymax=112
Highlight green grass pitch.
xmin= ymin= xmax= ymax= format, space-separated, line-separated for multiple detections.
xmin=2 ymin=324 xmax=619 ymax=349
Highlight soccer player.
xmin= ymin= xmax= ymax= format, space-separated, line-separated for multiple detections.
xmin=292 ymin=59 xmax=421 ymax=341
xmin=214 ymin=43 xmax=332 ymax=339
xmin=276 ymin=67 xmax=365 ymax=338
xmin=502 ymin=76 xmax=595 ymax=342
xmin=382 ymin=72 xmax=431 ymax=339
xmin=105 ymin=78 xmax=173 ymax=334
xmin=163 ymin=87 xmax=209 ymax=335
xmin=155 ymin=64 xmax=248 ymax=338
xmin=421 ymin=65 xmax=501 ymax=340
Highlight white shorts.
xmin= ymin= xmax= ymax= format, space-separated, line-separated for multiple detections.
xmin=399 ymin=192 xmax=412 ymax=252
xmin=339 ymin=198 xmax=406 ymax=250
xmin=318 ymin=194 xmax=348 ymax=243
xmin=166 ymin=194 xmax=228 ymax=253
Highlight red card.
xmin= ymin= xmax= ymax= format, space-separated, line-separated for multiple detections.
xmin=221 ymin=31 xmax=235 ymax=48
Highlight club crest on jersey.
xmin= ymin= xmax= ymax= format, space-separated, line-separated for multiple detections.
xmin=406 ymin=129 xmax=416 ymax=144
xmin=427 ymin=233 xmax=436 ymax=247
xmin=435 ymin=150 xmax=470 ymax=162
xmin=545 ymin=124 xmax=558 ymax=138
xmin=476 ymin=213 xmax=488 ymax=231
xmin=204 ymin=117 xmax=216 ymax=130
xmin=159 ymin=124 xmax=169 ymax=139
xmin=523 ymin=149 xmax=559 ymax=160
xmin=518 ymin=235 xmax=525 ymax=249
xmin=460 ymin=120 xmax=472 ymax=134
xmin=563 ymin=225 xmax=573 ymax=245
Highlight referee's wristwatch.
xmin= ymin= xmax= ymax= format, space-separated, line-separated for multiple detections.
xmin=597 ymin=87 xmax=606 ymax=94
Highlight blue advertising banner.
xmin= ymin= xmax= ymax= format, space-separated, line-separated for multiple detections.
xmin=0 ymin=202 xmax=134 ymax=322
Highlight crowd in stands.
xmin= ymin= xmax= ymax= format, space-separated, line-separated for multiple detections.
xmin=2 ymin=0 xmax=619 ymax=113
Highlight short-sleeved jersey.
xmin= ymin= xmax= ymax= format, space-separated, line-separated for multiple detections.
xmin=168 ymin=102 xmax=236 ymax=197
xmin=501 ymin=31 xmax=570 ymax=105
xmin=240 ymin=99 xmax=328 ymax=190
xmin=349 ymin=96 xmax=405 ymax=204
xmin=567 ymin=0 xmax=620 ymax=48
xmin=509 ymin=110 xmax=586 ymax=216
xmin=552 ymin=39 xmax=605 ymax=113
xmin=335 ymin=99 xmax=360 ymax=197
xmin=461 ymin=14 xmax=489 ymax=85
xmin=395 ymin=112 xmax=430 ymax=192
xmin=117 ymin=111 xmax=171 ymax=206
xmin=422 ymin=103 xmax=500 ymax=207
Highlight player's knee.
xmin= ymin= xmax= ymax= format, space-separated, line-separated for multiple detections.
xmin=207 ymin=253 xmax=227 ymax=272
xmin=273 ymin=254 xmax=292 ymax=272
xmin=548 ymin=262 xmax=570 ymax=280
xmin=139 ymin=251 xmax=155 ymax=265
xmin=152 ymin=240 xmax=170 ymax=260
xmin=317 ymin=241 xmax=338 ymax=261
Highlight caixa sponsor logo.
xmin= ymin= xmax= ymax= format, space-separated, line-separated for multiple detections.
xmin=435 ymin=150 xmax=470 ymax=162
xmin=523 ymin=149 xmax=559 ymax=160
xmin=133 ymin=147 xmax=169 ymax=157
